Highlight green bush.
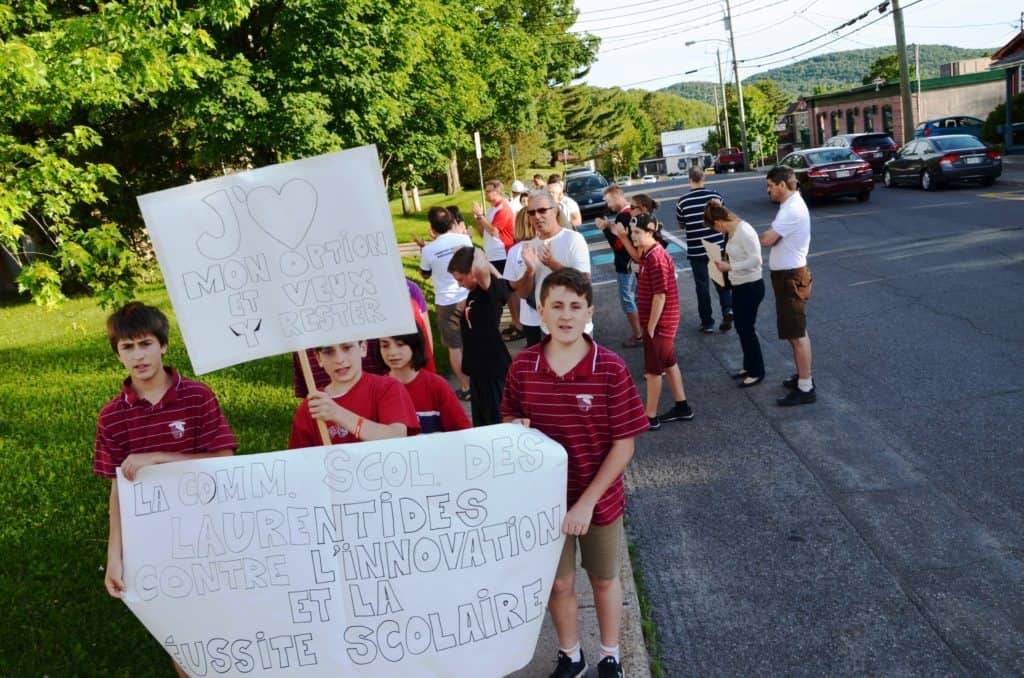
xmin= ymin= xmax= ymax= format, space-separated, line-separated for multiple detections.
xmin=982 ymin=92 xmax=1024 ymax=145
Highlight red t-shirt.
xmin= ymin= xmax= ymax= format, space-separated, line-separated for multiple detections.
xmin=94 ymin=368 xmax=237 ymax=478
xmin=492 ymin=200 xmax=515 ymax=252
xmin=288 ymin=373 xmax=420 ymax=448
xmin=501 ymin=338 xmax=650 ymax=526
xmin=401 ymin=370 xmax=471 ymax=434
xmin=637 ymin=244 xmax=680 ymax=337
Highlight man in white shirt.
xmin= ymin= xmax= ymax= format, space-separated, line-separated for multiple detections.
xmin=547 ymin=175 xmax=582 ymax=229
xmin=509 ymin=180 xmax=527 ymax=216
xmin=761 ymin=166 xmax=814 ymax=406
xmin=419 ymin=207 xmax=474 ymax=398
xmin=517 ymin=190 xmax=592 ymax=335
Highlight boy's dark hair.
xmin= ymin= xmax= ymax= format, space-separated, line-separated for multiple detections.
xmin=547 ymin=173 xmax=562 ymax=184
xmin=446 ymin=205 xmax=465 ymax=225
xmin=766 ymin=165 xmax=798 ymax=190
xmin=540 ymin=268 xmax=593 ymax=307
xmin=377 ymin=327 xmax=428 ymax=371
xmin=107 ymin=302 xmax=170 ymax=352
xmin=447 ymin=246 xmax=476 ymax=274
xmin=428 ymin=206 xmax=453 ymax=234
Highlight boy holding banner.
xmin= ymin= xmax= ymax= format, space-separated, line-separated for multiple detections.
xmin=288 ymin=340 xmax=420 ymax=448
xmin=93 ymin=302 xmax=237 ymax=677
xmin=501 ymin=269 xmax=649 ymax=678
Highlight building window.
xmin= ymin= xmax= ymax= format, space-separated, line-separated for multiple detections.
xmin=831 ymin=110 xmax=842 ymax=137
xmin=846 ymin=109 xmax=857 ymax=133
xmin=818 ymin=114 xmax=826 ymax=144
xmin=864 ymin=106 xmax=876 ymax=132
xmin=882 ymin=105 xmax=894 ymax=133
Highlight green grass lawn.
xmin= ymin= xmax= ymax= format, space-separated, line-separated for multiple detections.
xmin=0 ymin=174 xmax=550 ymax=673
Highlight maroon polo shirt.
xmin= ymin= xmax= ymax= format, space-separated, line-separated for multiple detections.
xmin=501 ymin=337 xmax=650 ymax=526
xmin=94 ymin=368 xmax=237 ymax=478
xmin=637 ymin=244 xmax=680 ymax=338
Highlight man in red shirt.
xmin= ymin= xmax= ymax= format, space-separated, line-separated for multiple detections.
xmin=502 ymin=268 xmax=649 ymax=678
xmin=94 ymin=302 xmax=237 ymax=677
xmin=289 ymin=340 xmax=419 ymax=448
xmin=471 ymin=179 xmax=515 ymax=273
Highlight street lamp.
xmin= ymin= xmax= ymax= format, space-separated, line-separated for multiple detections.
xmin=685 ymin=40 xmax=732 ymax=151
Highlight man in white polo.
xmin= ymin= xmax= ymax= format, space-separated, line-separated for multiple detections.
xmin=761 ymin=166 xmax=814 ymax=406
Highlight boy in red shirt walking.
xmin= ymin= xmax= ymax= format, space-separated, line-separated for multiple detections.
xmin=502 ymin=268 xmax=649 ymax=678
xmin=94 ymin=302 xmax=237 ymax=677
xmin=630 ymin=213 xmax=694 ymax=429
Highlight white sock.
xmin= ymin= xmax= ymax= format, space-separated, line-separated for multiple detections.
xmin=560 ymin=641 xmax=581 ymax=663
xmin=798 ymin=377 xmax=813 ymax=392
xmin=600 ymin=644 xmax=620 ymax=662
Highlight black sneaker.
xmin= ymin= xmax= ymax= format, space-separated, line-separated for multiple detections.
xmin=659 ymin=403 xmax=694 ymax=422
xmin=699 ymin=323 xmax=715 ymax=334
xmin=777 ymin=386 xmax=816 ymax=406
xmin=782 ymin=374 xmax=813 ymax=390
xmin=647 ymin=416 xmax=661 ymax=431
xmin=597 ymin=655 xmax=625 ymax=678
xmin=549 ymin=649 xmax=587 ymax=678
xmin=719 ymin=312 xmax=733 ymax=332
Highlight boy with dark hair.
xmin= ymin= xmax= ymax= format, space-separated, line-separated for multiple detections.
xmin=447 ymin=245 xmax=512 ymax=425
xmin=502 ymin=268 xmax=649 ymax=678
xmin=420 ymin=206 xmax=474 ymax=399
xmin=95 ymin=301 xmax=237 ymax=678
xmin=289 ymin=340 xmax=420 ymax=448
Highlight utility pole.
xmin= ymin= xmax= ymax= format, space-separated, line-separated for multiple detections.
xmin=724 ymin=0 xmax=749 ymax=170
xmin=891 ymin=0 xmax=915 ymax=143
xmin=716 ymin=48 xmax=732 ymax=148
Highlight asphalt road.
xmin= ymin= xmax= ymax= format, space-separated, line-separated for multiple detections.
xmin=581 ymin=173 xmax=1024 ymax=676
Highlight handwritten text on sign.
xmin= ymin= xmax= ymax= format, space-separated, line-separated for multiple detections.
xmin=137 ymin=145 xmax=414 ymax=374
xmin=118 ymin=425 xmax=568 ymax=677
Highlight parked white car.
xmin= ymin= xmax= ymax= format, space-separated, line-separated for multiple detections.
xmin=641 ymin=175 xmax=657 ymax=184
xmin=615 ymin=176 xmax=632 ymax=186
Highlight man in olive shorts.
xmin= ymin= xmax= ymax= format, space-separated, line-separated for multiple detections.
xmin=762 ymin=166 xmax=815 ymax=406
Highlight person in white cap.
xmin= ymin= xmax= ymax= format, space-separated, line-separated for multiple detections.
xmin=510 ymin=179 xmax=527 ymax=215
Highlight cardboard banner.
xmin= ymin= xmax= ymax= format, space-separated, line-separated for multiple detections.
xmin=118 ymin=425 xmax=567 ymax=677
xmin=137 ymin=145 xmax=414 ymax=374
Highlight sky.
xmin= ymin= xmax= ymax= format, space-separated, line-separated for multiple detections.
xmin=572 ymin=0 xmax=1023 ymax=92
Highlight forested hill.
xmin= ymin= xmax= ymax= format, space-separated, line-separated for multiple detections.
xmin=660 ymin=45 xmax=994 ymax=101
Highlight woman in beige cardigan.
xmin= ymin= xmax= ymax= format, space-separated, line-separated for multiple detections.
xmin=704 ymin=202 xmax=766 ymax=387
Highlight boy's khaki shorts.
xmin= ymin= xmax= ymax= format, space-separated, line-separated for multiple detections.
xmin=556 ymin=516 xmax=623 ymax=581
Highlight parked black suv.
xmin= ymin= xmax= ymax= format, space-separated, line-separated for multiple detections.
xmin=565 ymin=171 xmax=610 ymax=218
xmin=824 ymin=133 xmax=899 ymax=175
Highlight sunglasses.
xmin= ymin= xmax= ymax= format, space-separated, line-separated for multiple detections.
xmin=526 ymin=207 xmax=554 ymax=217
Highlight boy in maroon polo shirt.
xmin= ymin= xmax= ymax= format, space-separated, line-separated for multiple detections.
xmin=289 ymin=340 xmax=420 ymax=448
xmin=502 ymin=268 xmax=649 ymax=678
xmin=94 ymin=302 xmax=237 ymax=678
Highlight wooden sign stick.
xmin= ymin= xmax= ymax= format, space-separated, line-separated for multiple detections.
xmin=297 ymin=349 xmax=332 ymax=446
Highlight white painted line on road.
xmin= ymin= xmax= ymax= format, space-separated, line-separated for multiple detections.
xmin=849 ymin=278 xmax=886 ymax=287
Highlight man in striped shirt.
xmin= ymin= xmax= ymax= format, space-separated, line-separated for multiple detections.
xmin=502 ymin=268 xmax=649 ymax=678
xmin=675 ymin=165 xmax=734 ymax=333
xmin=94 ymin=302 xmax=236 ymax=677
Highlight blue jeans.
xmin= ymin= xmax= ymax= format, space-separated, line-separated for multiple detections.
xmin=732 ymin=279 xmax=765 ymax=378
xmin=616 ymin=272 xmax=638 ymax=314
xmin=690 ymin=256 xmax=732 ymax=326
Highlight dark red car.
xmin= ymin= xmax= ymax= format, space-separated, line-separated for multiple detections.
xmin=775 ymin=147 xmax=874 ymax=203
xmin=714 ymin=147 xmax=744 ymax=173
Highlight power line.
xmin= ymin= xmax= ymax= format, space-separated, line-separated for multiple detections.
xmin=573 ymin=0 xmax=704 ymax=25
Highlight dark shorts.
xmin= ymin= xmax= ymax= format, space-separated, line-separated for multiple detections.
xmin=771 ymin=266 xmax=812 ymax=339
xmin=642 ymin=331 xmax=677 ymax=375
xmin=436 ymin=301 xmax=465 ymax=349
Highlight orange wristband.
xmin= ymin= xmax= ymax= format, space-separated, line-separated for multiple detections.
xmin=354 ymin=416 xmax=365 ymax=440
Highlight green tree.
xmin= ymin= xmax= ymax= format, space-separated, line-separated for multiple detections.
xmin=862 ymin=53 xmax=916 ymax=85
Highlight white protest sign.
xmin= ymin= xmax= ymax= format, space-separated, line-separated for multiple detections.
xmin=137 ymin=145 xmax=414 ymax=374
xmin=118 ymin=424 xmax=567 ymax=677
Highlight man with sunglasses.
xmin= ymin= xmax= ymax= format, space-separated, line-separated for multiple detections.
xmin=517 ymin=191 xmax=592 ymax=336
